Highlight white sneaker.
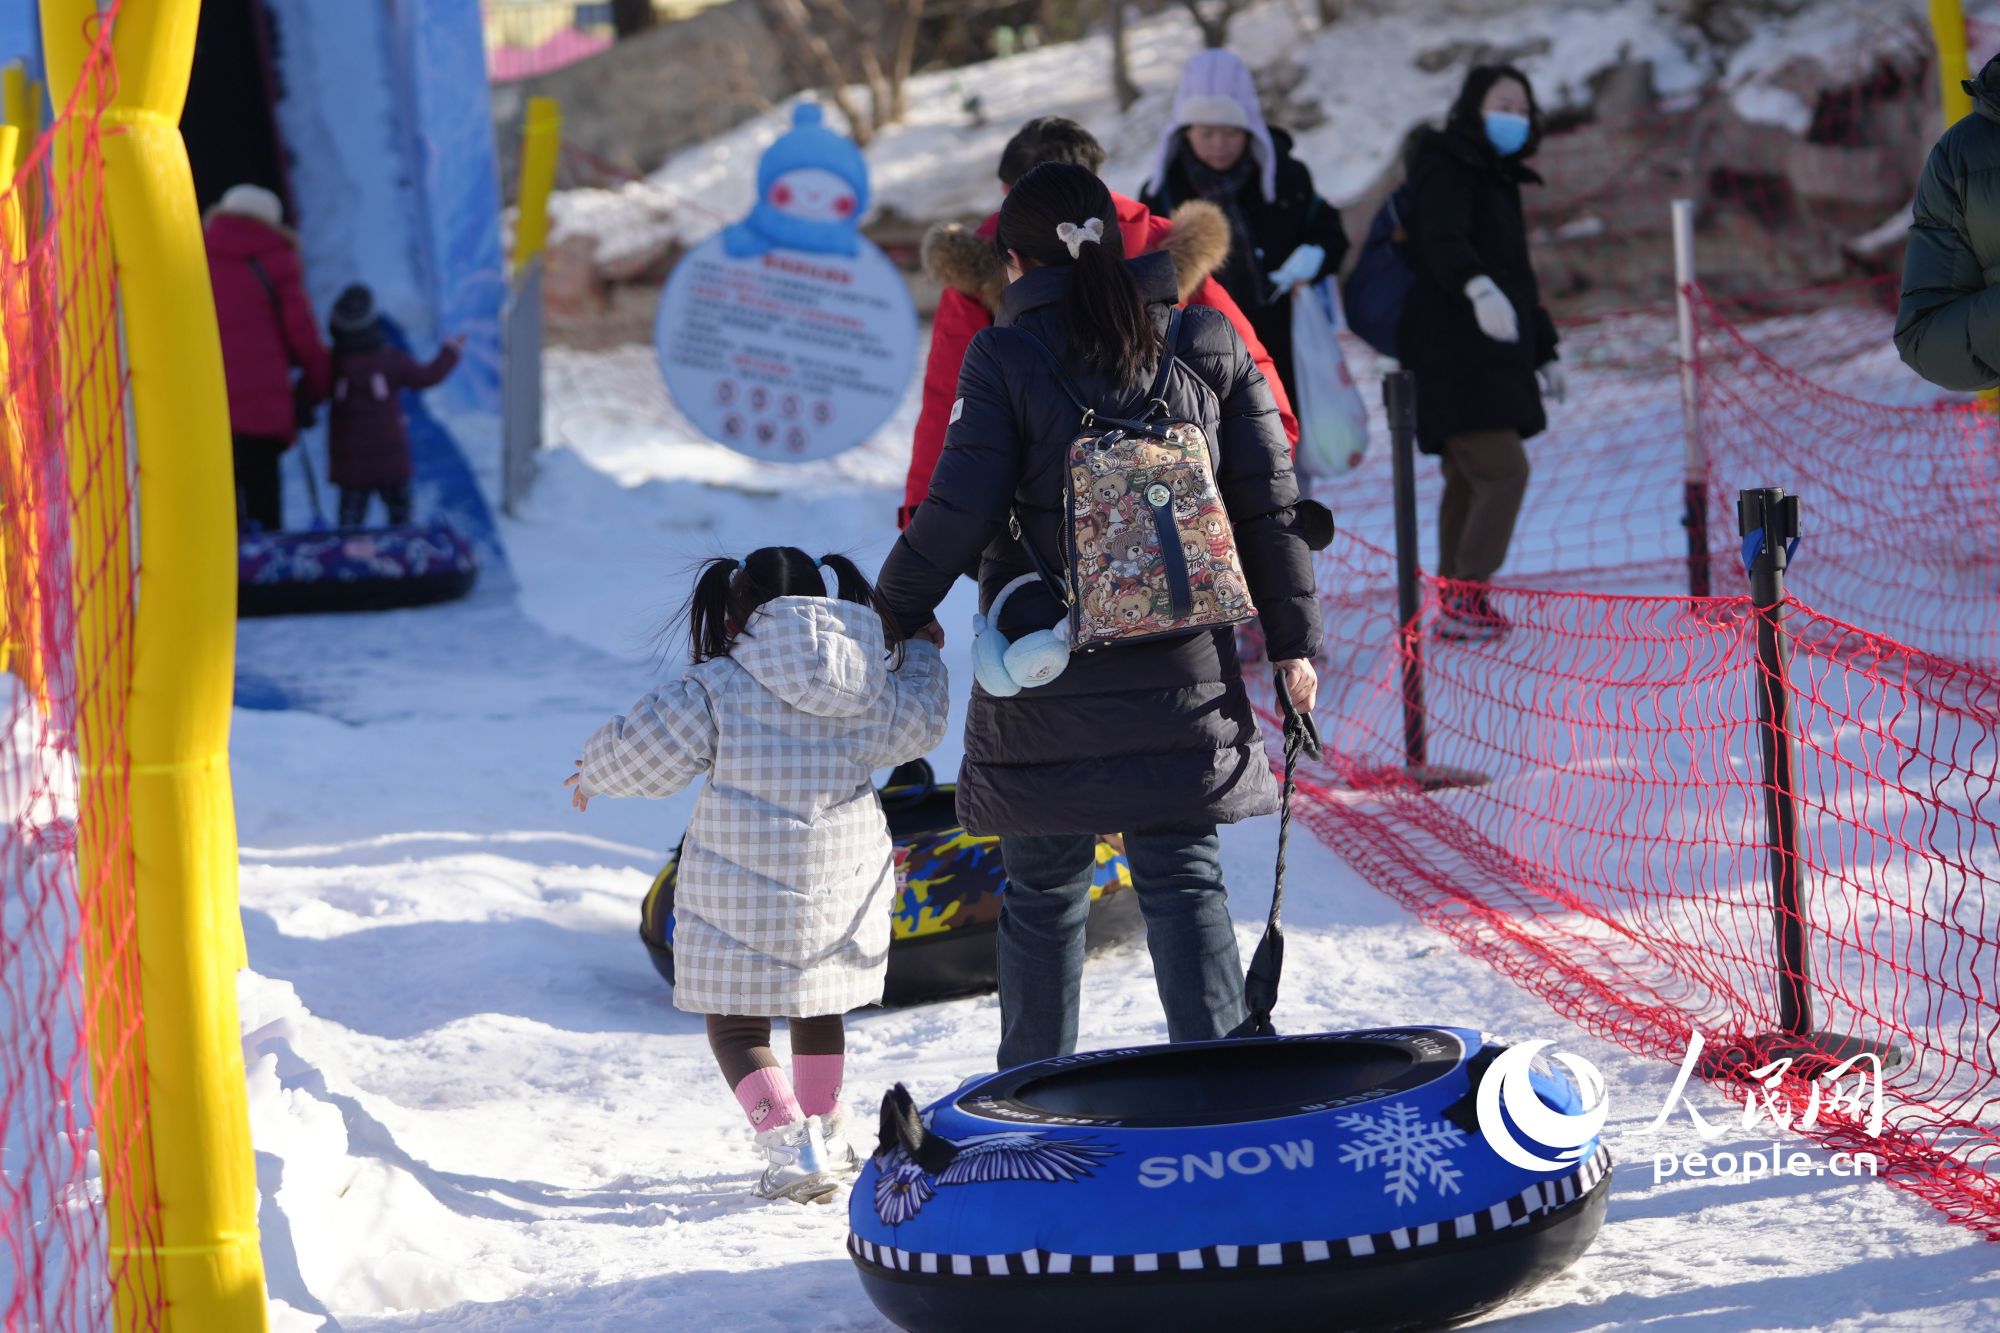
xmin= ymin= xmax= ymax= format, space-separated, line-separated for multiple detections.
xmin=753 ymin=1118 xmax=840 ymax=1203
xmin=814 ymin=1105 xmax=861 ymax=1178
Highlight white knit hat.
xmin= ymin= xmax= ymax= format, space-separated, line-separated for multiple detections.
xmin=215 ymin=183 xmax=283 ymax=228
xmin=1175 ymin=95 xmax=1253 ymax=133
xmin=1150 ymin=49 xmax=1278 ymax=203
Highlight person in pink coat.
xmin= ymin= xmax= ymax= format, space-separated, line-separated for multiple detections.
xmin=202 ymin=183 xmax=332 ymax=532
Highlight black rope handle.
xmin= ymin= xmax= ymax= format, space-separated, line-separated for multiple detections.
xmin=1228 ymin=672 xmax=1320 ymax=1039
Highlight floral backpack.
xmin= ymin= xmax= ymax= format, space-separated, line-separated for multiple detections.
xmin=1007 ymin=308 xmax=1255 ymax=651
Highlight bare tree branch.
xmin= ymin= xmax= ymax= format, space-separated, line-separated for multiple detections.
xmin=1107 ymin=0 xmax=1140 ymax=110
xmin=760 ymin=0 xmax=877 ymax=143
xmin=1177 ymin=0 xmax=1242 ymax=48
xmin=761 ymin=0 xmax=929 ymax=144
xmin=611 ymin=0 xmax=657 ymax=38
xmin=889 ymin=0 xmax=926 ymax=122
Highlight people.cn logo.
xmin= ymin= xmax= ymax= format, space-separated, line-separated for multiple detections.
xmin=1474 ymin=1040 xmax=1610 ymax=1172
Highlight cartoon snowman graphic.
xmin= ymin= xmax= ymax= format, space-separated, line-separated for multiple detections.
xmin=723 ymin=104 xmax=870 ymax=260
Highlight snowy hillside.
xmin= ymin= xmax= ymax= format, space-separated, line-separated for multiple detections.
xmin=546 ymin=0 xmax=1945 ymax=269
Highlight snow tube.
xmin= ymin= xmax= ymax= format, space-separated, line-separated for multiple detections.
xmin=238 ymin=520 xmax=480 ymax=617
xmin=849 ymin=1027 xmax=1611 ymax=1332
xmin=641 ymin=760 xmax=1142 ymax=1006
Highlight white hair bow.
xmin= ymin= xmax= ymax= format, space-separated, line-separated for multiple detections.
xmin=1056 ymin=217 xmax=1105 ymax=259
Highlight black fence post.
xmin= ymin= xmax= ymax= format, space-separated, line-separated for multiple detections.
xmin=1738 ymin=486 xmax=1808 ymax=1033
xmin=1685 ymin=479 xmax=1712 ymax=599
xmin=1712 ymin=488 xmax=1905 ymax=1081
xmin=1386 ymin=371 xmax=1425 ymax=772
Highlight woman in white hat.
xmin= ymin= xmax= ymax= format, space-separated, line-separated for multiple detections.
xmin=202 ymin=183 xmax=331 ymax=533
xmin=1140 ymin=49 xmax=1349 ymax=411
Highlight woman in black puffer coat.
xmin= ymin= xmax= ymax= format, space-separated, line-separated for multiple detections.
xmin=1398 ymin=64 xmax=1562 ymax=639
xmin=877 ymin=163 xmax=1321 ymax=1070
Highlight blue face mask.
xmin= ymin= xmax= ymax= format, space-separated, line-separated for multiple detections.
xmin=1484 ymin=110 xmax=1531 ymax=157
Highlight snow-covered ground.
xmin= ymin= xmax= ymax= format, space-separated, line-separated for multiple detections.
xmin=224 ymin=301 xmax=2000 ymax=1328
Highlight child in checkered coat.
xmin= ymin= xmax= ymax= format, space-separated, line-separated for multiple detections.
xmin=566 ymin=547 xmax=949 ymax=1203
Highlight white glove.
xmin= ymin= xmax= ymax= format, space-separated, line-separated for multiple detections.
xmin=1537 ymin=362 xmax=1567 ymax=404
xmin=1464 ymin=275 xmax=1519 ymax=344
xmin=1268 ymin=244 xmax=1327 ymax=293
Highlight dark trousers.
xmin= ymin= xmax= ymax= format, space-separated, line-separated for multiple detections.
xmin=233 ymin=433 xmax=287 ymax=533
xmin=337 ymin=483 xmax=412 ymax=528
xmin=1437 ymin=428 xmax=1530 ymax=583
xmin=995 ymin=826 xmax=1244 ymax=1069
xmin=704 ymin=1014 xmax=846 ymax=1089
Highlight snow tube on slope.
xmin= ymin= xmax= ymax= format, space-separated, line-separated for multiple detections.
xmin=641 ymin=760 xmax=1142 ymax=1006
xmin=848 ymin=1027 xmax=1610 ymax=1333
xmin=238 ymin=520 xmax=480 ymax=617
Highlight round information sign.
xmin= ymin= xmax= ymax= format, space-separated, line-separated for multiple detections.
xmin=653 ymin=104 xmax=917 ymax=461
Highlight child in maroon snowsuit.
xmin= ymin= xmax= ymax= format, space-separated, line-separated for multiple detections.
xmin=326 ymin=284 xmax=464 ymax=528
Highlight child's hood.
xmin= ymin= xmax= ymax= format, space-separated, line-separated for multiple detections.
xmin=731 ymin=596 xmax=891 ymax=717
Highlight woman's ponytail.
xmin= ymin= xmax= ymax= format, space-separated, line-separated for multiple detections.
xmin=1062 ymin=236 xmax=1154 ymax=387
xmin=996 ymin=161 xmax=1157 ymax=388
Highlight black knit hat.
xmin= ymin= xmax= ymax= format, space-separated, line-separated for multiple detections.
xmin=330 ymin=283 xmax=377 ymax=335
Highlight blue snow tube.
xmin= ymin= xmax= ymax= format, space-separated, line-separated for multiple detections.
xmin=848 ymin=1026 xmax=1609 ymax=1332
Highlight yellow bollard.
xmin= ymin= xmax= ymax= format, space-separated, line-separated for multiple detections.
xmin=513 ymin=95 xmax=562 ymax=269
xmin=42 ymin=0 xmax=268 ymax=1327
xmin=2 ymin=63 xmax=26 ymax=160
xmin=0 ymin=119 xmax=16 ymax=679
xmin=1932 ymin=0 xmax=1975 ymax=129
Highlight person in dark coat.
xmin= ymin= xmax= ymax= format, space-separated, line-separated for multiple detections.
xmin=1139 ymin=48 xmax=1350 ymax=416
xmin=1896 ymin=54 xmax=2000 ymax=390
xmin=876 ymin=163 xmax=1322 ymax=1068
xmin=1397 ymin=64 xmax=1562 ymax=639
xmin=202 ymin=183 xmax=332 ymax=533
xmin=325 ymin=284 xmax=463 ymax=528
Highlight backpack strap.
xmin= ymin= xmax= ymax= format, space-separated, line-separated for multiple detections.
xmin=1143 ymin=306 xmax=1184 ymax=411
xmin=245 ymin=254 xmax=282 ymax=320
xmin=1007 ymin=507 xmax=1072 ymax=608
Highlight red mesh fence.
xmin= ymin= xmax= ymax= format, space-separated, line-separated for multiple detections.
xmin=1284 ymin=185 xmax=2000 ymax=1234
xmin=1 ymin=18 xmax=159 ymax=1331
xmin=1277 ymin=534 xmax=2000 ymax=1235
xmin=1316 ymin=275 xmax=1919 ymax=601
xmin=1689 ymin=286 xmax=2000 ymax=676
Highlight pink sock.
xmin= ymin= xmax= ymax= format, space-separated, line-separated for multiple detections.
xmin=733 ymin=1067 xmax=801 ymax=1133
xmin=793 ymin=1054 xmax=844 ymax=1118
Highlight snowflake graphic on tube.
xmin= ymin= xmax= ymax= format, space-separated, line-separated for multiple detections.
xmin=1336 ymin=1102 xmax=1468 ymax=1204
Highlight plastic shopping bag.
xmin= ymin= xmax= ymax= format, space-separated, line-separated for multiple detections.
xmin=1290 ymin=279 xmax=1372 ymax=477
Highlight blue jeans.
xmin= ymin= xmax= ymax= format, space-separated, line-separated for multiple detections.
xmin=996 ymin=827 xmax=1246 ymax=1069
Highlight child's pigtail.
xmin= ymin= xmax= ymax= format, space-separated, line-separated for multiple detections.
xmin=685 ymin=557 xmax=740 ymax=663
xmin=820 ymin=552 xmax=905 ymax=664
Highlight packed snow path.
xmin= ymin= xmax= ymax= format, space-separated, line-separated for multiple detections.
xmin=232 ymin=399 xmax=2000 ymax=1329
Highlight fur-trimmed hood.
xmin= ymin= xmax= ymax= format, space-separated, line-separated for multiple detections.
xmin=922 ymin=193 xmax=1231 ymax=314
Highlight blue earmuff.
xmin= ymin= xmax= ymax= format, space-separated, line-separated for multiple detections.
xmin=971 ymin=574 xmax=1070 ymax=697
